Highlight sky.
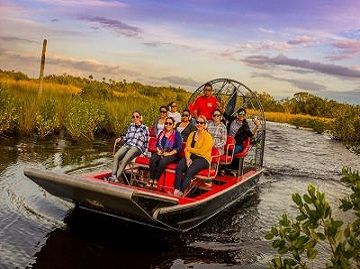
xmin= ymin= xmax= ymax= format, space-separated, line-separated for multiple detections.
xmin=0 ymin=0 xmax=360 ymax=104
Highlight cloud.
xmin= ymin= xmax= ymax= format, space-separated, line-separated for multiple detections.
xmin=160 ymin=76 xmax=199 ymax=87
xmin=35 ymin=0 xmax=126 ymax=8
xmin=244 ymin=54 xmax=360 ymax=79
xmin=0 ymin=36 xmax=37 ymax=43
xmin=287 ymin=35 xmax=317 ymax=45
xmin=77 ymin=16 xmax=142 ymax=38
xmin=332 ymin=39 xmax=360 ymax=54
xmin=0 ymin=49 xmax=140 ymax=77
xmin=251 ymin=72 xmax=326 ymax=92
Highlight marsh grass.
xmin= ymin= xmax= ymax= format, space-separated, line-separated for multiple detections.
xmin=264 ymin=111 xmax=332 ymax=133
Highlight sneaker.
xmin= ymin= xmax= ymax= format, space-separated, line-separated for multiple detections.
xmin=173 ymin=189 xmax=183 ymax=197
xmin=107 ymin=175 xmax=117 ymax=182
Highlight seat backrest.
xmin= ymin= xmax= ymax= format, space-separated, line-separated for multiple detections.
xmin=148 ymin=136 xmax=157 ymax=153
xmin=226 ymin=135 xmax=235 ymax=151
xmin=211 ymin=147 xmax=221 ymax=164
xmin=148 ymin=127 xmax=156 ymax=137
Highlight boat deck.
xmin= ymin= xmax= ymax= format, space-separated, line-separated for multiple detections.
xmin=83 ymin=168 xmax=259 ymax=205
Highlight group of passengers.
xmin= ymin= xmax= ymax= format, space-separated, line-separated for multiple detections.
xmin=107 ymin=83 xmax=260 ymax=197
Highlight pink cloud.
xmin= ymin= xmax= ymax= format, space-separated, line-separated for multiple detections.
xmin=332 ymin=39 xmax=360 ymax=54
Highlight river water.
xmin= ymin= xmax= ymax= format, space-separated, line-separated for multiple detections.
xmin=0 ymin=122 xmax=359 ymax=269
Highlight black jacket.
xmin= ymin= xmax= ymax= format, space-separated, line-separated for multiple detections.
xmin=223 ymin=112 xmax=253 ymax=146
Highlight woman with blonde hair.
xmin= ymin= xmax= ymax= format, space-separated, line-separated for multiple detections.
xmin=173 ymin=115 xmax=213 ymax=196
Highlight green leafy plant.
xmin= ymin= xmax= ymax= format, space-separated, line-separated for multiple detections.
xmin=266 ymin=167 xmax=360 ymax=268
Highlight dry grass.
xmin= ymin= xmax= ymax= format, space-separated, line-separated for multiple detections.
xmin=264 ymin=111 xmax=333 ymax=123
xmin=1 ymin=78 xmax=81 ymax=94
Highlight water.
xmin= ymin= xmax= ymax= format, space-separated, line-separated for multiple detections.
xmin=0 ymin=122 xmax=359 ymax=269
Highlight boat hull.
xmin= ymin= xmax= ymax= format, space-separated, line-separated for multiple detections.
xmin=24 ymin=167 xmax=263 ymax=232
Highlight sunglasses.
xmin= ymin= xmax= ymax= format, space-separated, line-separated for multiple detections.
xmin=164 ymin=122 xmax=173 ymax=126
xmin=213 ymin=114 xmax=221 ymax=117
xmin=182 ymin=114 xmax=189 ymax=117
xmin=132 ymin=115 xmax=140 ymax=119
xmin=160 ymin=110 xmax=167 ymax=113
xmin=237 ymin=112 xmax=245 ymax=116
xmin=196 ymin=120 xmax=205 ymax=125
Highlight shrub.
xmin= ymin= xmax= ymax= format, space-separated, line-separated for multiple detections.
xmin=266 ymin=167 xmax=360 ymax=268
xmin=64 ymin=98 xmax=107 ymax=141
xmin=36 ymin=98 xmax=60 ymax=138
xmin=0 ymin=85 xmax=18 ymax=134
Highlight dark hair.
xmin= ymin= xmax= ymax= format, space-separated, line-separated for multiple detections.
xmin=165 ymin=116 xmax=175 ymax=124
xmin=213 ymin=108 xmax=221 ymax=115
xmin=204 ymin=82 xmax=212 ymax=90
xmin=159 ymin=105 xmax=168 ymax=112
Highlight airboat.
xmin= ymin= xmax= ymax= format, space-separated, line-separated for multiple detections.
xmin=24 ymin=78 xmax=266 ymax=232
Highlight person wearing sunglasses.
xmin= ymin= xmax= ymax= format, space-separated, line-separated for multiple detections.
xmin=153 ymin=105 xmax=168 ymax=136
xmin=207 ymin=109 xmax=227 ymax=155
xmin=173 ymin=115 xmax=213 ymax=197
xmin=167 ymin=101 xmax=181 ymax=124
xmin=148 ymin=117 xmax=182 ymax=188
xmin=188 ymin=83 xmax=219 ymax=121
xmin=108 ymin=111 xmax=149 ymax=183
xmin=224 ymin=108 xmax=260 ymax=155
xmin=175 ymin=109 xmax=196 ymax=141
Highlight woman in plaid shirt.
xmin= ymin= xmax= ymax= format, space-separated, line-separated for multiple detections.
xmin=108 ymin=111 xmax=149 ymax=183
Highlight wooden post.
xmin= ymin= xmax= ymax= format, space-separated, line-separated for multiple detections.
xmin=38 ymin=39 xmax=47 ymax=95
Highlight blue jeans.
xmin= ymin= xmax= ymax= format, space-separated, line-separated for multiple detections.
xmin=234 ymin=145 xmax=243 ymax=154
xmin=149 ymin=153 xmax=178 ymax=181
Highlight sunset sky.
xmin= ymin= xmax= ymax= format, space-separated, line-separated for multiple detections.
xmin=1 ymin=0 xmax=359 ymax=103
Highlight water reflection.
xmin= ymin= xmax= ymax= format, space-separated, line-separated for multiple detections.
xmin=29 ymin=197 xmax=262 ymax=269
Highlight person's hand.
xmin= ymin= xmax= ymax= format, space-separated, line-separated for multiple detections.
xmin=186 ymin=158 xmax=192 ymax=167
xmin=115 ymin=137 xmax=122 ymax=144
xmin=163 ymin=152 xmax=169 ymax=157
xmin=157 ymin=148 xmax=163 ymax=155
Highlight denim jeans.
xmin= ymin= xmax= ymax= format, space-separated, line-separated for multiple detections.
xmin=149 ymin=153 xmax=178 ymax=181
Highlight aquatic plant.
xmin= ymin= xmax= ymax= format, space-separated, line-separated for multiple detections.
xmin=266 ymin=167 xmax=360 ymax=268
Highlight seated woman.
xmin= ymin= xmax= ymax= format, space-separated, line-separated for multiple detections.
xmin=223 ymin=108 xmax=259 ymax=171
xmin=223 ymin=108 xmax=259 ymax=154
xmin=173 ymin=115 xmax=213 ymax=196
xmin=207 ymin=109 xmax=227 ymax=155
xmin=149 ymin=117 xmax=182 ymax=188
xmin=153 ymin=105 xmax=168 ymax=136
xmin=108 ymin=111 xmax=149 ymax=183
xmin=167 ymin=101 xmax=181 ymax=124
xmin=175 ymin=109 xmax=196 ymax=141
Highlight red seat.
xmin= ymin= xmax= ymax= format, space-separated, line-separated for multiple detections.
xmin=195 ymin=147 xmax=221 ymax=180
xmin=233 ymin=137 xmax=251 ymax=175
xmin=135 ymin=156 xmax=150 ymax=166
xmin=233 ymin=137 xmax=251 ymax=158
xmin=220 ymin=135 xmax=236 ymax=165
xmin=149 ymin=127 xmax=156 ymax=137
xmin=148 ymin=136 xmax=157 ymax=153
